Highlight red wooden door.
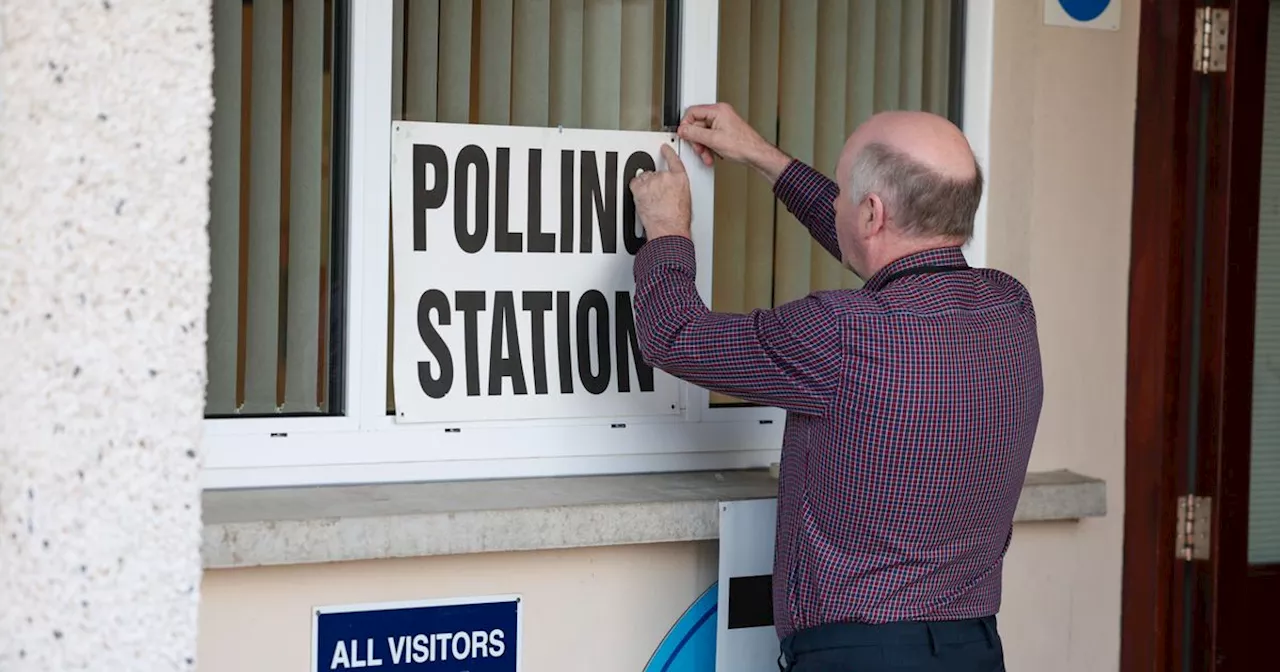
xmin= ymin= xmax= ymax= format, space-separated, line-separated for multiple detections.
xmin=1120 ymin=2 xmax=1280 ymax=670
xmin=1188 ymin=0 xmax=1280 ymax=668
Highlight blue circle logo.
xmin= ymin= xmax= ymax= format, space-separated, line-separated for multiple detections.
xmin=643 ymin=584 xmax=718 ymax=672
xmin=1058 ymin=0 xmax=1110 ymax=22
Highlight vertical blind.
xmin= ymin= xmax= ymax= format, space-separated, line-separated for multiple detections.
xmin=710 ymin=0 xmax=956 ymax=405
xmin=208 ymin=0 xmax=338 ymax=416
xmin=1248 ymin=0 xmax=1280 ymax=565
xmin=391 ymin=0 xmax=666 ymax=128
xmin=387 ymin=0 xmax=668 ymax=412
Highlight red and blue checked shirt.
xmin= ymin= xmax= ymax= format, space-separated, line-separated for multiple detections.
xmin=632 ymin=160 xmax=1043 ymax=638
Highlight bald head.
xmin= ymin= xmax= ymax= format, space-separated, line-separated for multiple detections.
xmin=838 ymin=111 xmax=982 ymax=240
xmin=848 ymin=111 xmax=977 ymax=181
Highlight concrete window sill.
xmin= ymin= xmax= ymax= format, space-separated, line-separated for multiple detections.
xmin=201 ymin=469 xmax=1106 ymax=569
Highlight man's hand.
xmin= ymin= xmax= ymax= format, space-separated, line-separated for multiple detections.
xmin=678 ymin=102 xmax=793 ymax=183
xmin=630 ymin=144 xmax=692 ymax=241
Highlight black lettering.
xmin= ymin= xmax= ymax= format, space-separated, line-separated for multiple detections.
xmin=522 ymin=291 xmax=553 ymax=394
xmin=416 ymin=289 xmax=453 ymax=398
xmin=526 ymin=149 xmax=555 ymax=252
xmin=622 ymin=151 xmax=656 ymax=255
xmin=413 ymin=144 xmax=449 ymax=251
xmin=559 ymin=150 xmax=575 ymax=253
xmin=455 ymin=145 xmax=489 ymax=254
xmin=488 ymin=291 xmax=528 ymax=395
xmin=494 ymin=148 xmax=522 ymax=252
xmin=580 ymin=151 xmax=618 ymax=253
xmin=455 ymin=291 xmax=486 ymax=396
xmin=556 ymin=291 xmax=574 ymax=393
xmin=614 ymin=291 xmax=655 ymax=392
xmin=576 ymin=290 xmax=611 ymax=395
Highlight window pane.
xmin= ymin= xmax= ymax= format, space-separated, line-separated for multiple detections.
xmin=710 ymin=0 xmax=962 ymax=406
xmin=207 ymin=0 xmax=346 ymax=417
xmin=391 ymin=0 xmax=667 ymax=129
xmin=1248 ymin=1 xmax=1280 ymax=565
xmin=386 ymin=0 xmax=670 ymax=413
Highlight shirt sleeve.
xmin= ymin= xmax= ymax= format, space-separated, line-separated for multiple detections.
xmin=773 ymin=160 xmax=843 ymax=263
xmin=632 ymin=235 xmax=845 ymax=416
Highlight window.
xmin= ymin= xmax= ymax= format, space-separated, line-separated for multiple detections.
xmin=207 ymin=0 xmax=347 ymax=417
xmin=203 ymin=0 xmax=992 ymax=488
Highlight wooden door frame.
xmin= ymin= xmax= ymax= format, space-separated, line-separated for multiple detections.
xmin=1194 ymin=0 xmax=1271 ymax=668
xmin=1122 ymin=0 xmax=1273 ymax=669
xmin=1120 ymin=0 xmax=1201 ymax=669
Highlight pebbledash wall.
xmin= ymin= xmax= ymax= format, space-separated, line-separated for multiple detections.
xmin=199 ymin=0 xmax=1138 ymax=670
xmin=0 ymin=1 xmax=1139 ymax=671
xmin=0 ymin=1 xmax=212 ymax=670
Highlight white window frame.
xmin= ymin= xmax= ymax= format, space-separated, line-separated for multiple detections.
xmin=201 ymin=0 xmax=995 ymax=490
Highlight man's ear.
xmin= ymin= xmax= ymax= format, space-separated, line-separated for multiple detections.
xmin=864 ymin=193 xmax=886 ymax=235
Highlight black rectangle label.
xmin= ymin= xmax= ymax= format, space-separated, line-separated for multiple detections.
xmin=726 ymin=574 xmax=774 ymax=629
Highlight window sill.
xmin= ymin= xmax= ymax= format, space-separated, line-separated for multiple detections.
xmin=201 ymin=469 xmax=1107 ymax=569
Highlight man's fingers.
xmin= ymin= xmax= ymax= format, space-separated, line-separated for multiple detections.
xmin=661 ymin=144 xmax=686 ymax=174
xmin=681 ymin=104 xmax=720 ymax=125
xmin=628 ymin=170 xmax=652 ymax=193
xmin=679 ymin=133 xmax=712 ymax=163
xmin=675 ymin=134 xmax=715 ymax=167
xmin=678 ymin=123 xmax=716 ymax=148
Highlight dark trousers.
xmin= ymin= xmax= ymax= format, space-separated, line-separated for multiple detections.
xmin=777 ymin=616 xmax=1005 ymax=672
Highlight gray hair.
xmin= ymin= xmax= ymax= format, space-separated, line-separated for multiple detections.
xmin=845 ymin=142 xmax=983 ymax=240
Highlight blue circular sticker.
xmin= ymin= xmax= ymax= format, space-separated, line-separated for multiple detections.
xmin=1058 ymin=0 xmax=1110 ymax=22
xmin=643 ymin=584 xmax=718 ymax=672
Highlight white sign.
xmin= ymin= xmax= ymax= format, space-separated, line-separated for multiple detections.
xmin=717 ymin=498 xmax=779 ymax=672
xmin=391 ymin=122 xmax=685 ymax=423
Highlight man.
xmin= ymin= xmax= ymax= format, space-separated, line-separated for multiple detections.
xmin=628 ymin=104 xmax=1042 ymax=671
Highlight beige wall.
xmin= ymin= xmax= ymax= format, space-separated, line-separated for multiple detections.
xmin=200 ymin=543 xmax=719 ymax=671
xmin=199 ymin=2 xmax=1141 ymax=671
xmin=201 ymin=526 xmax=1112 ymax=671
xmin=984 ymin=0 xmax=1138 ymax=670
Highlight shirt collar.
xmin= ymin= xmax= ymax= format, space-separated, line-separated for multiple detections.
xmin=862 ymin=246 xmax=969 ymax=291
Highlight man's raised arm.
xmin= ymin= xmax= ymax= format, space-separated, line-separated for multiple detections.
xmin=678 ymin=103 xmax=843 ymax=263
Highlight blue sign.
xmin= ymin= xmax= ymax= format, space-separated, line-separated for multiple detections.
xmin=314 ymin=595 xmax=520 ymax=672
xmin=1058 ymin=0 xmax=1110 ymax=22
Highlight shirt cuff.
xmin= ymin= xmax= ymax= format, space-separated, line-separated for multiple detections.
xmin=772 ymin=159 xmax=830 ymax=221
xmin=634 ymin=234 xmax=696 ymax=281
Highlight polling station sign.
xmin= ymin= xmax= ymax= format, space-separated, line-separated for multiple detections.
xmin=313 ymin=595 xmax=521 ymax=672
xmin=390 ymin=122 xmax=685 ymax=423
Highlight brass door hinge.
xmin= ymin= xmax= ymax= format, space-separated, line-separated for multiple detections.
xmin=1176 ymin=495 xmax=1212 ymax=561
xmin=1193 ymin=8 xmax=1230 ymax=74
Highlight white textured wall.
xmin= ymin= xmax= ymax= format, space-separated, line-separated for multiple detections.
xmin=0 ymin=1 xmax=212 ymax=669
